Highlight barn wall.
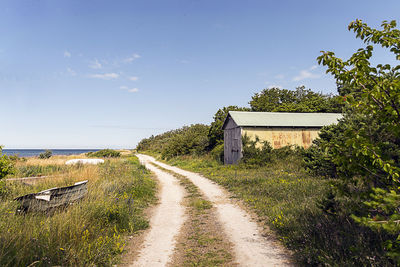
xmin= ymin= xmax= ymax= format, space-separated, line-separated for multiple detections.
xmin=224 ymin=117 xmax=242 ymax=164
xmin=242 ymin=127 xmax=320 ymax=149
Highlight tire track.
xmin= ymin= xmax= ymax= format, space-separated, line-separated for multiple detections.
xmin=130 ymin=156 xmax=186 ymax=267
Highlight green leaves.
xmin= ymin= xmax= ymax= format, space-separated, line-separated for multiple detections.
xmin=0 ymin=147 xmax=15 ymax=179
xmin=317 ymin=19 xmax=400 ymax=262
xmin=249 ymin=86 xmax=343 ymax=113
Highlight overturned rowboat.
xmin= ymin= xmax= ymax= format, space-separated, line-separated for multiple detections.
xmin=14 ymin=180 xmax=88 ymax=212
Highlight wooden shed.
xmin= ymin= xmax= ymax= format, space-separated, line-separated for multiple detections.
xmin=222 ymin=111 xmax=342 ymax=164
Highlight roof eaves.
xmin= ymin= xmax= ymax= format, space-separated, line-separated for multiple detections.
xmin=222 ymin=112 xmax=232 ymax=130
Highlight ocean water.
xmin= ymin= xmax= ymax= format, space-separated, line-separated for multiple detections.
xmin=2 ymin=149 xmax=100 ymax=157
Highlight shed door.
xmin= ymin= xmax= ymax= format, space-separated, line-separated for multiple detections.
xmin=224 ymin=128 xmax=241 ymax=164
xmin=231 ymin=128 xmax=241 ymax=164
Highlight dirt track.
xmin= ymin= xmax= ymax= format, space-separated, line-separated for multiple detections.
xmin=129 ymin=154 xmax=291 ymax=267
xmin=129 ymin=158 xmax=186 ymax=267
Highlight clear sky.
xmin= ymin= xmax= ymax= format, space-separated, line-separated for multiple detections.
xmin=1 ymin=0 xmax=399 ymax=149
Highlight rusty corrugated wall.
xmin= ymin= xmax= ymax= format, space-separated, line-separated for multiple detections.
xmin=241 ymin=127 xmax=320 ymax=149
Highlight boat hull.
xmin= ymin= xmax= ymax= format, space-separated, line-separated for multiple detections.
xmin=14 ymin=181 xmax=88 ymax=212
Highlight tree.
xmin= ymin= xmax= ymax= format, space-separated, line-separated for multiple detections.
xmin=317 ymin=19 xmax=400 ymax=261
xmin=207 ymin=105 xmax=250 ymax=150
xmin=249 ymin=86 xmax=343 ymax=113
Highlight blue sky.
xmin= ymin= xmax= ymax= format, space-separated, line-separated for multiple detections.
xmin=1 ymin=0 xmax=399 ymax=149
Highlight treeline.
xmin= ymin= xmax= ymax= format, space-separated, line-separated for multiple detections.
xmin=137 ymin=124 xmax=210 ymax=159
xmin=137 ymin=85 xmax=342 ymax=160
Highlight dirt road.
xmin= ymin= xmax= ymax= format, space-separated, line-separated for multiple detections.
xmin=130 ymin=154 xmax=291 ymax=267
xmin=130 ymin=158 xmax=186 ymax=267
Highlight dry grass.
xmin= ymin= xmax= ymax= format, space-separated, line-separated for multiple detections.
xmin=116 ymin=150 xmax=134 ymax=156
xmin=16 ymin=154 xmax=91 ymax=167
xmin=0 ymin=156 xmax=156 ymax=266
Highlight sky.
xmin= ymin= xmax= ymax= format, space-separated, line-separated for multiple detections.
xmin=1 ymin=0 xmax=399 ymax=149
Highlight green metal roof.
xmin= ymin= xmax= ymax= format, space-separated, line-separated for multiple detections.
xmin=225 ymin=111 xmax=343 ymax=128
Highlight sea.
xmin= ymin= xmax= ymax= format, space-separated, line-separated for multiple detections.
xmin=2 ymin=149 xmax=101 ymax=158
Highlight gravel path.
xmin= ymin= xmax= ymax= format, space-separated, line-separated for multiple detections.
xmin=137 ymin=154 xmax=292 ymax=267
xmin=130 ymin=155 xmax=186 ymax=267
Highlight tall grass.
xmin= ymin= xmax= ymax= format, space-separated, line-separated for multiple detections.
xmin=0 ymin=156 xmax=156 ymax=266
xmin=8 ymin=155 xmax=91 ymax=178
xmin=165 ymin=154 xmax=392 ymax=266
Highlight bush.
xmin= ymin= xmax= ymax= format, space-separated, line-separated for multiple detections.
xmin=272 ymin=145 xmax=303 ymax=160
xmin=137 ymin=124 xmax=210 ymax=159
xmin=87 ymin=149 xmax=121 ymax=158
xmin=302 ymin=123 xmax=344 ymax=178
xmin=0 ymin=147 xmax=14 ymax=179
xmin=160 ymin=124 xmax=210 ymax=159
xmin=38 ymin=150 xmax=52 ymax=159
xmin=240 ymin=135 xmax=273 ymax=167
xmin=210 ymin=143 xmax=224 ymax=163
xmin=316 ymin=19 xmax=400 ymax=261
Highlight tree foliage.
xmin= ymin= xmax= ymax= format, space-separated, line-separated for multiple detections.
xmin=316 ymin=19 xmax=400 ymax=261
xmin=0 ymin=147 xmax=14 ymax=179
xmin=249 ymin=86 xmax=343 ymax=113
xmin=240 ymin=135 xmax=273 ymax=167
xmin=161 ymin=124 xmax=209 ymax=159
xmin=137 ymin=124 xmax=210 ymax=159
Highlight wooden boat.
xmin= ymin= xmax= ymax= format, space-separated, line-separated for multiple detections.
xmin=14 ymin=180 xmax=88 ymax=212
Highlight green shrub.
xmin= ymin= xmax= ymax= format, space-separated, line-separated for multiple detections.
xmin=160 ymin=124 xmax=210 ymax=159
xmin=302 ymin=123 xmax=344 ymax=178
xmin=0 ymin=147 xmax=14 ymax=179
xmin=210 ymin=143 xmax=224 ymax=163
xmin=317 ymin=19 xmax=400 ymax=261
xmin=240 ymin=135 xmax=273 ymax=167
xmin=272 ymin=145 xmax=303 ymax=160
xmin=38 ymin=150 xmax=52 ymax=159
xmin=87 ymin=149 xmax=121 ymax=158
xmin=137 ymin=124 xmax=210 ymax=159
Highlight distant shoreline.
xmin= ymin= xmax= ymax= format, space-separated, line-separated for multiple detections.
xmin=2 ymin=149 xmax=101 ymax=158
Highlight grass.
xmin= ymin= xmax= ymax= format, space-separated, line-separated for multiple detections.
xmin=150 ymin=163 xmax=234 ymax=266
xmin=0 ymin=155 xmax=156 ymax=266
xmin=156 ymin=153 xmax=392 ymax=266
xmin=7 ymin=155 xmax=91 ymax=178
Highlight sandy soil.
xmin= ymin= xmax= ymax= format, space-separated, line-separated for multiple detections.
xmin=128 ymin=155 xmax=186 ymax=267
xmin=138 ymin=154 xmax=292 ymax=267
